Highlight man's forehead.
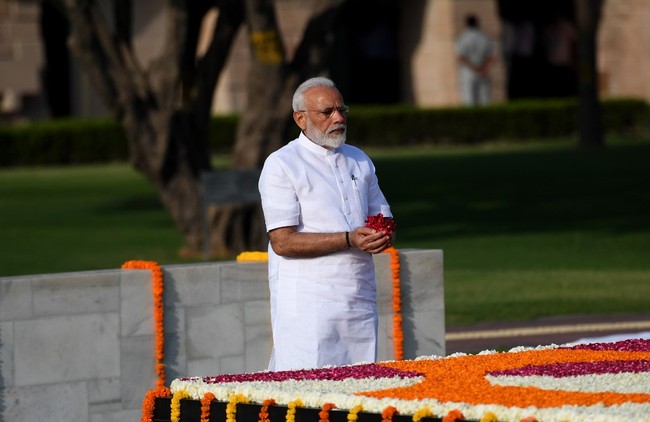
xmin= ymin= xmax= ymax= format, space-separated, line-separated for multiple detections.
xmin=305 ymin=86 xmax=343 ymax=104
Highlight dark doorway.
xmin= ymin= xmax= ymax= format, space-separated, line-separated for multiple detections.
xmin=332 ymin=0 xmax=400 ymax=104
xmin=40 ymin=0 xmax=72 ymax=117
xmin=498 ymin=0 xmax=578 ymax=100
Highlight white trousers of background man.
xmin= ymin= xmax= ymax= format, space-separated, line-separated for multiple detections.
xmin=459 ymin=67 xmax=490 ymax=106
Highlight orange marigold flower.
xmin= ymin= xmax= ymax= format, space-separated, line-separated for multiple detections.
xmin=200 ymin=392 xmax=216 ymax=422
xmin=122 ymin=260 xmax=166 ymax=387
xmin=381 ymin=405 xmax=398 ymax=422
xmin=258 ymin=398 xmax=276 ymax=422
xmin=383 ymin=247 xmax=403 ymax=360
xmin=442 ymin=409 xmax=464 ymax=422
xmin=319 ymin=402 xmax=336 ymax=422
xmin=140 ymin=386 xmax=171 ymax=422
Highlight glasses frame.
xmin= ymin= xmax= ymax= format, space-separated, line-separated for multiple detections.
xmin=297 ymin=105 xmax=349 ymax=119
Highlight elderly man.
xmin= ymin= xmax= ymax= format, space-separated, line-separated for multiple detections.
xmin=258 ymin=77 xmax=394 ymax=371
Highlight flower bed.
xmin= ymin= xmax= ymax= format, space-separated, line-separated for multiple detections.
xmin=144 ymin=339 xmax=650 ymax=422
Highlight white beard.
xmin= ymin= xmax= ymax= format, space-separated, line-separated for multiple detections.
xmin=305 ymin=121 xmax=347 ymax=149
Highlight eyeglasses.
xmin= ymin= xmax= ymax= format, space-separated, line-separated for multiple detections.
xmin=298 ymin=105 xmax=349 ymax=119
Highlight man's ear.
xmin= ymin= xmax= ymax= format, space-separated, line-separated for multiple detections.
xmin=293 ymin=111 xmax=307 ymax=130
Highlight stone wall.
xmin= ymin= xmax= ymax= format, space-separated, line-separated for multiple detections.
xmin=0 ymin=0 xmax=44 ymax=117
xmin=0 ymin=249 xmax=444 ymax=422
xmin=598 ymin=0 xmax=650 ymax=99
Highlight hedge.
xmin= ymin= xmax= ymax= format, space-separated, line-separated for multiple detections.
xmin=347 ymin=98 xmax=650 ymax=147
xmin=0 ymin=98 xmax=648 ymax=167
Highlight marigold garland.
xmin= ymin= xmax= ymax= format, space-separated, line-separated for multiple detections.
xmin=200 ymin=392 xmax=216 ymax=422
xmin=226 ymin=394 xmax=248 ymax=422
xmin=412 ymin=407 xmax=433 ymax=422
xmin=381 ymin=405 xmax=398 ymax=422
xmin=318 ymin=402 xmax=336 ymax=422
xmin=140 ymin=385 xmax=171 ymax=422
xmin=480 ymin=412 xmax=498 ymax=422
xmin=259 ymin=398 xmax=276 ymax=422
xmin=347 ymin=404 xmax=364 ymax=422
xmin=170 ymin=390 xmax=190 ymax=422
xmin=226 ymin=393 xmax=249 ymax=422
xmin=122 ymin=260 xmax=166 ymax=387
xmin=237 ymin=251 xmax=269 ymax=262
xmin=442 ymin=409 xmax=464 ymax=422
xmin=383 ymin=247 xmax=404 ymax=360
xmin=286 ymin=399 xmax=304 ymax=422
xmin=520 ymin=417 xmax=538 ymax=422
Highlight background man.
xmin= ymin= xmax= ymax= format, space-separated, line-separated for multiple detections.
xmin=258 ymin=77 xmax=393 ymax=371
xmin=456 ymin=14 xmax=495 ymax=105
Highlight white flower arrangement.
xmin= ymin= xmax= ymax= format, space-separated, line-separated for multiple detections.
xmin=170 ymin=339 xmax=650 ymax=421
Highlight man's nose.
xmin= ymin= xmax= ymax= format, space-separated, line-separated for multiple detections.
xmin=331 ymin=109 xmax=346 ymax=122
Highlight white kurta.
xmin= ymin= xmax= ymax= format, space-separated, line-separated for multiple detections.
xmin=258 ymin=132 xmax=392 ymax=371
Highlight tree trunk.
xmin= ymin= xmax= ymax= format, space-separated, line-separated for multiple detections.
xmin=575 ymin=0 xmax=604 ymax=149
xmin=208 ymin=0 xmax=346 ymax=256
xmin=207 ymin=0 xmax=290 ymax=256
xmin=59 ymin=0 xmax=345 ymax=258
xmin=60 ymin=0 xmax=243 ymax=255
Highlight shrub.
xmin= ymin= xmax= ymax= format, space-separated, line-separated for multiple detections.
xmin=0 ymin=98 xmax=647 ymax=167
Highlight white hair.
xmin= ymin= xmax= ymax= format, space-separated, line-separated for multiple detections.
xmin=292 ymin=77 xmax=337 ymax=111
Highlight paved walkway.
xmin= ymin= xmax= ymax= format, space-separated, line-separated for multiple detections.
xmin=445 ymin=313 xmax=650 ymax=354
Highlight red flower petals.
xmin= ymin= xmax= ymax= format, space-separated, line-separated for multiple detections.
xmin=566 ymin=339 xmax=650 ymax=352
xmin=490 ymin=359 xmax=650 ymax=377
xmin=365 ymin=213 xmax=396 ymax=237
xmin=193 ymin=363 xmax=421 ymax=384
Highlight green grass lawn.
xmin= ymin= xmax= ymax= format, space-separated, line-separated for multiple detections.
xmin=0 ymin=165 xmax=190 ymax=275
xmin=370 ymin=138 xmax=650 ymax=324
xmin=1 ymin=138 xmax=649 ymax=326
